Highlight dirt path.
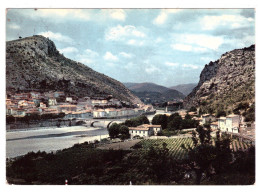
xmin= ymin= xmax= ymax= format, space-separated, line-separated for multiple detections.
xmin=97 ymin=139 xmax=141 ymax=150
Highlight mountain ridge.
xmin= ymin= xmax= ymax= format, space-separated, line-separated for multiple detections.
xmin=183 ymin=45 xmax=255 ymax=113
xmin=169 ymin=83 xmax=197 ymax=96
xmin=6 ymin=35 xmax=141 ymax=104
xmin=123 ymin=82 xmax=185 ymax=104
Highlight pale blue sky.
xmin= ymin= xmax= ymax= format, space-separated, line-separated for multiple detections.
xmin=6 ymin=9 xmax=255 ymax=87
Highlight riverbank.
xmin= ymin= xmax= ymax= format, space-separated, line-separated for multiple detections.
xmin=6 ymin=118 xmax=79 ymax=130
xmin=6 ymin=126 xmax=109 ymax=158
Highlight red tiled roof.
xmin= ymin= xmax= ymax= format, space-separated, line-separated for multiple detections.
xmin=129 ymin=127 xmax=149 ymax=131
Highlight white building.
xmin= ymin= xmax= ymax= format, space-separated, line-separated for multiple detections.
xmin=129 ymin=124 xmax=162 ymax=138
xmin=218 ymin=117 xmax=226 ymax=131
xmin=48 ymin=98 xmax=57 ymax=106
xmin=66 ymin=97 xmax=73 ymax=102
xmin=226 ymin=114 xmax=240 ymax=133
xmin=105 ymin=108 xmax=118 ymax=117
xmin=218 ymin=114 xmax=240 ymax=133
xmin=93 ymin=109 xmax=106 ymax=118
xmin=210 ymin=121 xmax=218 ymax=130
xmin=129 ymin=126 xmax=153 ymax=138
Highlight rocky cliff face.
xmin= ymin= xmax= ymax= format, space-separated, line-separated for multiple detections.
xmin=6 ymin=35 xmax=141 ymax=104
xmin=184 ymin=45 xmax=255 ymax=112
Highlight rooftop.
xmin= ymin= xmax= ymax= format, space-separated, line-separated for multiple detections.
xmin=129 ymin=127 xmax=149 ymax=131
xmin=226 ymin=114 xmax=239 ymax=118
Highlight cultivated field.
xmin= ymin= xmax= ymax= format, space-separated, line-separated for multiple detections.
xmin=134 ymin=138 xmax=251 ymax=160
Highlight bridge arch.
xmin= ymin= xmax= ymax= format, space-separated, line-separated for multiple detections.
xmin=91 ymin=121 xmax=99 ymax=127
xmin=107 ymin=121 xmax=115 ymax=128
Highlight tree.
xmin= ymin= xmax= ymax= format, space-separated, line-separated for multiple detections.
xmin=244 ymin=103 xmax=255 ymax=122
xmin=167 ymin=115 xmax=182 ymax=130
xmin=216 ymin=110 xmax=226 ymax=118
xmin=189 ymin=106 xmax=197 ymax=112
xmin=124 ymin=115 xmax=149 ymax=127
xmin=185 ymin=113 xmax=192 ymax=120
xmin=138 ymin=142 xmax=184 ymax=184
xmin=108 ymin=123 xmax=120 ymax=139
xmin=168 ymin=113 xmax=180 ymax=122
xmin=182 ymin=126 xmax=232 ymax=184
xmin=152 ymin=114 xmax=168 ymax=129
xmin=118 ymin=125 xmax=130 ymax=140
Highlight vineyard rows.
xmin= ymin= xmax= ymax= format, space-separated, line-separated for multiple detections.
xmin=133 ymin=138 xmax=251 ymax=160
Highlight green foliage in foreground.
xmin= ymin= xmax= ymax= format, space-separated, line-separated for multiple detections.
xmin=7 ymin=136 xmax=255 ymax=185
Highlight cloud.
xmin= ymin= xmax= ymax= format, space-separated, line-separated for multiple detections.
xmin=83 ymin=49 xmax=99 ymax=57
xmin=155 ymin=37 xmax=163 ymax=43
xmin=59 ymin=47 xmax=79 ymax=54
xmin=119 ymin=52 xmax=133 ymax=58
xmin=171 ymin=44 xmax=193 ymax=51
xmin=106 ymin=9 xmax=126 ymax=21
xmin=32 ymin=9 xmax=91 ymax=21
xmin=201 ymin=14 xmax=254 ymax=30
xmin=78 ymin=58 xmax=94 ymax=64
xmin=153 ymin=9 xmax=182 ymax=25
xmin=38 ymin=31 xmax=73 ymax=43
xmin=127 ymin=39 xmax=145 ymax=46
xmin=201 ymin=57 xmax=214 ymax=63
xmin=171 ymin=33 xmax=224 ymax=51
xmin=182 ymin=64 xmax=201 ymax=70
xmin=104 ymin=52 xmax=118 ymax=61
xmin=105 ymin=25 xmax=146 ymax=41
xmin=224 ymin=35 xmax=255 ymax=49
xmin=124 ymin=62 xmax=134 ymax=70
xmin=165 ymin=62 xmax=179 ymax=67
xmin=145 ymin=65 xmax=160 ymax=74
xmin=76 ymin=49 xmax=99 ymax=64
xmin=8 ymin=23 xmax=20 ymax=29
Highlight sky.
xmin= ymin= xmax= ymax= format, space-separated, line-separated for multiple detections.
xmin=6 ymin=9 xmax=255 ymax=87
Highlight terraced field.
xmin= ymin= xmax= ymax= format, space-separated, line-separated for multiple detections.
xmin=134 ymin=138 xmax=251 ymax=160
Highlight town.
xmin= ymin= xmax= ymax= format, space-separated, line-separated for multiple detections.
xmin=6 ymin=91 xmax=155 ymax=123
xmin=6 ymin=90 xmax=255 ymax=145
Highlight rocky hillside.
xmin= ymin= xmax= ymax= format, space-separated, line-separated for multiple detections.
xmin=6 ymin=35 xmax=141 ymax=104
xmin=169 ymin=83 xmax=197 ymax=96
xmin=183 ymin=45 xmax=255 ymax=113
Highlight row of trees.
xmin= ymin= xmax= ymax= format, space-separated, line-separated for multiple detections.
xmin=152 ymin=113 xmax=199 ymax=130
xmin=6 ymin=113 xmax=66 ymax=124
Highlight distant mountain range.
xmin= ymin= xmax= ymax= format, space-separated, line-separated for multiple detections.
xmin=124 ymin=82 xmax=170 ymax=93
xmin=123 ymin=82 xmax=185 ymax=104
xmin=6 ymin=35 xmax=141 ymax=104
xmin=169 ymin=83 xmax=197 ymax=96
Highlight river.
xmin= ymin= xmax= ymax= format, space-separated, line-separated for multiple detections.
xmin=6 ymin=126 xmax=109 ymax=158
xmin=6 ymin=110 xmax=178 ymax=158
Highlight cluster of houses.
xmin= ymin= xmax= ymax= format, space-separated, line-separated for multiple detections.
xmin=127 ymin=110 xmax=254 ymax=139
xmin=6 ymin=91 xmax=155 ymax=120
xmin=179 ymin=111 xmax=253 ymax=135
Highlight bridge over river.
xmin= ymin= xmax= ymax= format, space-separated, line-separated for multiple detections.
xmin=78 ymin=110 xmax=168 ymax=129
xmin=84 ymin=119 xmax=125 ymax=128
